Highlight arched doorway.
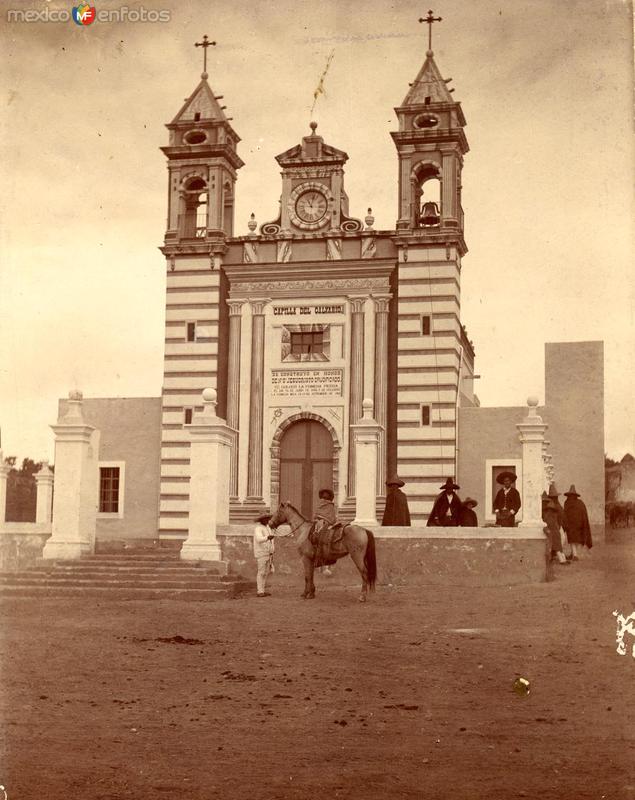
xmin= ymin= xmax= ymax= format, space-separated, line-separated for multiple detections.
xmin=278 ymin=420 xmax=334 ymax=518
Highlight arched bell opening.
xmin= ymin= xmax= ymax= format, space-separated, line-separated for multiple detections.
xmin=180 ymin=176 xmax=208 ymax=239
xmin=411 ymin=162 xmax=442 ymax=229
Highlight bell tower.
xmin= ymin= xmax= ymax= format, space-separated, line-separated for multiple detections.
xmin=391 ymin=12 xmax=468 ymax=251
xmin=157 ymin=38 xmax=244 ymax=541
xmin=161 ymin=37 xmax=244 ymax=250
xmin=389 ymin=14 xmax=474 ymax=522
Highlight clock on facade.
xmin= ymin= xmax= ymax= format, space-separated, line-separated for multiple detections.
xmin=295 ymin=189 xmax=328 ymax=223
xmin=288 ymin=182 xmax=333 ymax=230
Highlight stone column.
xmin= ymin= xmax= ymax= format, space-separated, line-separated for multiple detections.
xmin=441 ymin=148 xmax=458 ymax=226
xmin=35 ymin=460 xmax=54 ymax=524
xmin=0 ymin=450 xmax=9 ymax=524
xmin=181 ymin=389 xmax=235 ymax=564
xmin=226 ymin=300 xmax=244 ymax=500
xmin=516 ymin=397 xmax=548 ymax=528
xmin=373 ymin=295 xmax=391 ymax=495
xmin=43 ymin=391 xmax=100 ymax=560
xmin=246 ymin=299 xmax=268 ymax=503
xmin=347 ymin=296 xmax=366 ymax=498
xmin=351 ymin=400 xmax=382 ymax=526
xmin=542 ymin=440 xmax=550 ymax=491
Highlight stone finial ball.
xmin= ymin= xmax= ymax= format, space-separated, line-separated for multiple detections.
xmin=527 ymin=396 xmax=539 ymax=407
xmin=309 ymin=121 xmax=318 ymax=133
xmin=362 ymin=398 xmax=373 ymax=411
xmin=69 ymin=390 xmax=83 ymax=401
xmin=202 ymin=388 xmax=217 ymax=402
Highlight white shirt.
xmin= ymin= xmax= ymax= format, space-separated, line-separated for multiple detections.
xmin=253 ymin=524 xmax=274 ymax=558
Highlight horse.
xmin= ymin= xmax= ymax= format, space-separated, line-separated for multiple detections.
xmin=268 ymin=502 xmax=377 ymax=602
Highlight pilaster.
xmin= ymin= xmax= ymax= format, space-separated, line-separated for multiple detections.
xmin=181 ymin=389 xmax=234 ymax=565
xmin=245 ymin=298 xmax=269 ymax=507
xmin=43 ymin=391 xmax=100 ymax=560
xmin=226 ymin=300 xmax=244 ymax=500
xmin=0 ymin=450 xmax=9 ymax=524
xmin=351 ymin=400 xmax=382 ymax=526
xmin=516 ymin=397 xmax=548 ymax=529
xmin=35 ymin=460 xmax=54 ymax=524
xmin=347 ymin=295 xmax=366 ymax=499
xmin=373 ymin=295 xmax=391 ymax=496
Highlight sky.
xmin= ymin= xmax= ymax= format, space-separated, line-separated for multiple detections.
xmin=0 ymin=0 xmax=633 ymax=464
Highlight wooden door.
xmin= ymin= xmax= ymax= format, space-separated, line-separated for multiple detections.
xmin=279 ymin=420 xmax=333 ymax=518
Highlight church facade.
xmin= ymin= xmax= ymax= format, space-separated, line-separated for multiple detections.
xmin=157 ymin=47 xmax=476 ymax=537
xmin=51 ymin=43 xmax=603 ymax=549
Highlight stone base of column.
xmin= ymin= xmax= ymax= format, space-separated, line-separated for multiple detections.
xmin=518 ymin=519 xmax=544 ymax=529
xmin=353 ymin=515 xmax=378 ymax=527
xmin=229 ymin=499 xmax=268 ymax=523
xmin=180 ymin=541 xmax=225 ymax=563
xmin=42 ymin=540 xmax=92 ymax=560
xmin=339 ymin=498 xmax=356 ymax=522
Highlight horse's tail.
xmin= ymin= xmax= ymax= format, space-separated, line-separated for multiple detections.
xmin=364 ymin=530 xmax=377 ymax=591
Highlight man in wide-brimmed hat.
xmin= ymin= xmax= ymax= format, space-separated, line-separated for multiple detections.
xmin=382 ymin=476 xmax=411 ymax=526
xmin=459 ymin=497 xmax=479 ymax=527
xmin=253 ymin=512 xmax=276 ymax=597
xmin=562 ymin=484 xmax=592 ymax=558
xmin=427 ymin=477 xmax=462 ymax=527
xmin=493 ymin=471 xmax=521 ymax=527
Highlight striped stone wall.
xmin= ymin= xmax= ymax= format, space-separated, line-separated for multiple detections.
xmin=159 ymin=258 xmax=221 ymax=538
xmin=396 ymin=248 xmax=462 ymax=522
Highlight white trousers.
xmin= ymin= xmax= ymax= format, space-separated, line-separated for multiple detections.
xmin=256 ymin=555 xmax=273 ymax=594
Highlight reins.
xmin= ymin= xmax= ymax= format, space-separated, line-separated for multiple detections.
xmin=274 ymin=504 xmax=310 ymax=537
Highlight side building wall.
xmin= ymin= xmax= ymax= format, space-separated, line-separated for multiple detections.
xmin=457 ymin=340 xmax=605 ymax=529
xmin=543 ymin=341 xmax=604 ymax=524
xmin=59 ymin=396 xmax=162 ymax=542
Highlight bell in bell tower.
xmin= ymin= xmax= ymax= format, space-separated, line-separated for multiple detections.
xmin=391 ymin=11 xmax=468 ymax=253
xmin=161 ymin=35 xmax=244 ymax=248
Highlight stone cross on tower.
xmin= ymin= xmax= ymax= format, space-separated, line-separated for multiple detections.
xmin=194 ymin=34 xmax=216 ymax=79
xmin=419 ymin=9 xmax=442 ymax=52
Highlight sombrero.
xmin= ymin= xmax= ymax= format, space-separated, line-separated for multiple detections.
xmin=547 ymin=484 xmax=560 ymax=498
xmin=255 ymin=513 xmax=272 ymax=524
xmin=496 ymin=471 xmax=517 ymax=484
xmin=564 ymin=485 xmax=580 ymax=497
xmin=386 ymin=476 xmax=405 ymax=487
xmin=463 ymin=497 xmax=478 ymax=508
xmin=439 ymin=477 xmax=460 ymax=491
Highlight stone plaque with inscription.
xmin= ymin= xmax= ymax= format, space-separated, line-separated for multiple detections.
xmin=271 ymin=369 xmax=343 ymax=397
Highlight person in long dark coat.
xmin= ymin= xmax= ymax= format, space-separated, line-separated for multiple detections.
xmin=382 ymin=476 xmax=411 ymax=526
xmin=493 ymin=471 xmax=521 ymax=527
xmin=459 ymin=497 xmax=478 ymax=527
xmin=427 ymin=478 xmax=462 ymax=527
xmin=563 ymin=484 xmax=593 ymax=558
xmin=543 ymin=484 xmax=568 ymax=565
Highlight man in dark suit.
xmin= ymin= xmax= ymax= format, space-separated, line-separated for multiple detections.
xmin=427 ymin=478 xmax=462 ymax=526
xmin=493 ymin=471 xmax=521 ymax=527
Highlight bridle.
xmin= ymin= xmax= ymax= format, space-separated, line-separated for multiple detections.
xmin=273 ymin=503 xmax=309 ymax=537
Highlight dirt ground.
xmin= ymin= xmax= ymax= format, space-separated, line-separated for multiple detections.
xmin=1 ymin=538 xmax=634 ymax=800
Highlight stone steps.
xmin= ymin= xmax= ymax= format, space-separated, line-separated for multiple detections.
xmin=0 ymin=586 xmax=239 ymax=601
xmin=0 ymin=551 xmax=254 ymax=601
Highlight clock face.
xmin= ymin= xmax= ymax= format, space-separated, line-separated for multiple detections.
xmin=295 ymin=190 xmax=328 ymax=224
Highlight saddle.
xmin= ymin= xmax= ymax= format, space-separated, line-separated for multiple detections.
xmin=309 ymin=522 xmax=345 ymax=567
